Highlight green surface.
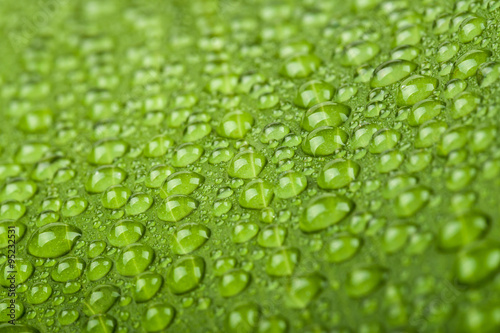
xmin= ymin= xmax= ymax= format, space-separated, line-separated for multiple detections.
xmin=1 ymin=0 xmax=500 ymax=332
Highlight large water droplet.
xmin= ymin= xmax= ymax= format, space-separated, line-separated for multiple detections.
xmin=302 ymin=126 xmax=348 ymax=156
xmin=51 ymin=256 xmax=85 ymax=282
xmin=239 ymin=179 xmax=274 ymax=209
xmin=317 ymin=159 xmax=360 ymax=190
xmin=300 ymin=194 xmax=354 ymax=232
xmin=142 ymin=304 xmax=175 ymax=332
xmin=301 ymin=102 xmax=351 ymax=131
xmin=455 ymin=241 xmax=500 ymax=285
xmin=133 ymin=272 xmax=163 ymax=302
xmin=228 ymin=151 xmax=267 ymax=179
xmin=171 ymin=223 xmax=211 ymax=254
xmin=266 ymin=247 xmax=300 ymax=276
xmin=85 ymin=166 xmax=127 ymax=193
xmin=220 ymin=269 xmax=251 ymax=297
xmin=370 ymin=59 xmax=417 ymax=87
xmin=115 ymin=243 xmax=154 ymax=276
xmin=346 ymin=265 xmax=386 ymax=298
xmin=157 ymin=195 xmax=198 ymax=222
xmin=167 ymin=255 xmax=205 ymax=294
xmin=28 ymin=223 xmax=82 ymax=258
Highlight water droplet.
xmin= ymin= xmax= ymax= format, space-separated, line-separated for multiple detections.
xmin=452 ymin=49 xmax=490 ymax=79
xmin=142 ymin=304 xmax=175 ymax=332
xmin=396 ymin=75 xmax=438 ymax=106
xmin=325 ymin=235 xmax=362 ymax=263
xmin=351 ymin=124 xmax=380 ymax=149
xmin=171 ymin=143 xmax=204 ymax=167
xmin=143 ymin=135 xmax=174 ymax=158
xmin=18 ymin=109 xmax=53 ymax=133
xmin=391 ymin=44 xmax=420 ymax=61
xmin=239 ymin=179 xmax=274 ymax=209
xmin=0 ymin=220 xmax=26 ymax=248
xmin=442 ymin=78 xmax=467 ymax=100
xmin=382 ymin=223 xmax=417 ymax=254
xmin=370 ymin=59 xmax=417 ymax=88
xmin=101 ymin=185 xmax=131 ymax=209
xmin=257 ymin=225 xmax=287 ymax=248
xmin=335 ymin=85 xmax=358 ymax=102
xmin=157 ymin=195 xmax=198 ymax=222
xmin=260 ymin=122 xmax=290 ymax=143
xmin=14 ymin=142 xmax=50 ymax=164
xmin=160 ymin=171 xmax=204 ymax=198
xmin=209 ymin=147 xmax=235 ymax=164
xmin=88 ymin=139 xmax=129 ymax=165
xmin=0 ymin=299 xmax=24 ymax=322
xmin=477 ymin=61 xmax=500 ymax=87
xmin=171 ymin=223 xmax=211 ymax=254
xmin=393 ymin=24 xmax=423 ymax=47
xmin=438 ymin=213 xmax=489 ymax=251
xmin=0 ymin=163 xmax=22 ymax=181
xmin=115 ymin=243 xmax=154 ymax=276
xmin=341 ymin=41 xmax=380 ymax=67
xmin=83 ymin=285 xmax=120 ymax=316
xmin=455 ymin=241 xmax=500 ymax=285
xmin=85 ymin=166 xmax=127 ymax=193
xmin=145 ymin=164 xmax=174 ymax=188
xmin=133 ymin=272 xmax=163 ymax=302
xmin=58 ymin=309 xmax=80 ymax=326
xmin=446 ymin=165 xmax=477 ymax=191
xmin=0 ymin=258 xmax=33 ymax=287
xmin=183 ymin=122 xmax=212 ymax=142
xmin=394 ymin=186 xmax=431 ymax=218
xmin=280 ymin=54 xmax=322 ymax=78
xmin=318 ymin=159 xmax=360 ymax=190
xmin=458 ymin=16 xmax=486 ymax=43
xmin=436 ymin=125 xmax=471 ymax=156
xmin=286 ymin=273 xmax=324 ymax=308
xmin=346 ymin=265 xmax=386 ymax=298
xmin=407 ymin=99 xmax=445 ymax=126
xmin=167 ymin=255 xmax=205 ymax=294
xmin=436 ymin=41 xmax=459 ymax=63
xmin=302 ymin=126 xmax=349 ymax=156
xmin=266 ymin=247 xmax=300 ymax=276
xmin=301 ymin=194 xmax=354 ymax=232
xmin=0 ymin=179 xmax=37 ymax=202
xmin=232 ymin=221 xmax=260 ymax=243
xmin=220 ymin=269 xmax=251 ymax=297
xmin=84 ymin=314 xmax=117 ymax=333
xmin=214 ymin=256 xmax=237 ymax=276
xmin=206 ymin=73 xmax=239 ymax=94
xmin=294 ymin=80 xmax=335 ymax=108
xmin=88 ymin=257 xmax=113 ymax=281
xmin=27 ymin=282 xmax=52 ymax=305
xmin=31 ymin=157 xmax=72 ymax=181
xmin=368 ymin=129 xmax=401 ymax=154
xmin=258 ymin=93 xmax=280 ymax=109
xmin=450 ymin=92 xmax=480 ymax=119
xmin=275 ymin=171 xmax=307 ymax=199
xmin=61 ymin=196 xmax=88 ymax=217
xmin=226 ymin=303 xmax=260 ymax=333
xmin=301 ymin=102 xmax=351 ymax=131
xmin=125 ymin=192 xmax=153 ymax=215
xmin=217 ymin=111 xmax=254 ymax=139
xmin=107 ymin=220 xmax=145 ymax=247
xmin=51 ymin=257 xmax=85 ymax=282
xmin=228 ymin=151 xmax=267 ymax=179
xmin=378 ymin=149 xmax=404 ymax=173
xmin=415 ymin=120 xmax=448 ymax=148
xmin=28 ymin=223 xmax=82 ymax=258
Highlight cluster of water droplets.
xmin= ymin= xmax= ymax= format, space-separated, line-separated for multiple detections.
xmin=0 ymin=0 xmax=500 ymax=332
